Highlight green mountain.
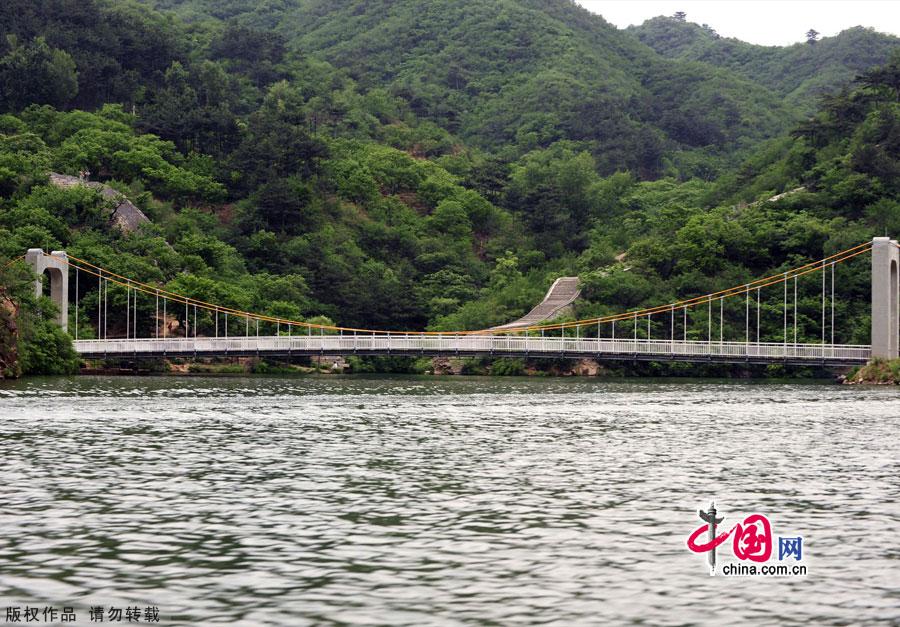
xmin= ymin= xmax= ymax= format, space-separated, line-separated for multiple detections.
xmin=630 ymin=17 xmax=900 ymax=111
xmin=141 ymin=0 xmax=806 ymax=178
xmin=1 ymin=0 xmax=898 ymax=376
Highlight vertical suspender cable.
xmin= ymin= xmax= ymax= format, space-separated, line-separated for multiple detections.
xmin=719 ymin=297 xmax=723 ymax=344
xmin=104 ymin=278 xmax=108 ymax=340
xmin=831 ymin=262 xmax=835 ymax=345
xmin=163 ymin=297 xmax=166 ymax=339
xmin=185 ymin=301 xmax=188 ymax=338
xmin=670 ymin=305 xmax=675 ymax=354
xmin=98 ymin=270 xmax=102 ymax=340
xmin=126 ymin=285 xmax=130 ymax=339
xmin=194 ymin=304 xmax=197 ymax=338
xmin=821 ymin=262 xmax=826 ymax=345
xmin=756 ymin=288 xmax=761 ymax=344
xmin=75 ymin=266 xmax=79 ymax=341
xmin=793 ymin=275 xmax=798 ymax=345
xmin=745 ymin=285 xmax=749 ymax=345
xmin=225 ymin=312 xmax=228 ymax=338
xmin=155 ymin=290 xmax=159 ymax=339
xmin=707 ymin=298 xmax=711 ymax=343
xmin=683 ymin=306 xmax=687 ymax=342
xmin=783 ymin=272 xmax=788 ymax=347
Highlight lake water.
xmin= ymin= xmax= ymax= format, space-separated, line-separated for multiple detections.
xmin=1 ymin=375 xmax=898 ymax=625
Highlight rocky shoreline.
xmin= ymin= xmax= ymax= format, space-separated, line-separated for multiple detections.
xmin=842 ymin=359 xmax=900 ymax=385
xmin=67 ymin=355 xmax=843 ymax=380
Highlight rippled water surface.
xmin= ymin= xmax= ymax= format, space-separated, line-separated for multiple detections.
xmin=1 ymin=375 xmax=899 ymax=625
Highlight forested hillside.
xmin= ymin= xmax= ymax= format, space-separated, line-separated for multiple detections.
xmin=631 ymin=16 xmax=900 ymax=111
xmin=144 ymin=0 xmax=804 ymax=178
xmin=0 ymin=0 xmax=898 ymax=376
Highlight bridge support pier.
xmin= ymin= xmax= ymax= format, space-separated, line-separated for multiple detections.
xmin=871 ymin=237 xmax=899 ymax=359
xmin=25 ymin=248 xmax=69 ymax=332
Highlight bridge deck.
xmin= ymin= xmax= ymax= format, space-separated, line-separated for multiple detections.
xmin=74 ymin=336 xmax=871 ymax=367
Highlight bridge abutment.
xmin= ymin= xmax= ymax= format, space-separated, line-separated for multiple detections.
xmin=25 ymin=249 xmax=69 ymax=332
xmin=871 ymin=237 xmax=899 ymax=359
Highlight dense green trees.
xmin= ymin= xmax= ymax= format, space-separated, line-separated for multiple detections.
xmin=266 ymin=0 xmax=804 ymax=177
xmin=573 ymin=58 xmax=900 ymax=346
xmin=17 ymin=294 xmax=80 ymax=375
xmin=0 ymin=37 xmax=78 ymax=112
xmin=2 ymin=0 xmax=186 ymax=111
xmin=0 ymin=261 xmax=79 ymax=376
xmin=0 ymin=101 xmax=521 ymax=337
xmin=0 ymin=0 xmax=898 ymax=376
xmin=632 ymin=17 xmax=899 ymax=112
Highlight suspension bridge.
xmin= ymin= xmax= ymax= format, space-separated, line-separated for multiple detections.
xmin=14 ymin=237 xmax=900 ymax=367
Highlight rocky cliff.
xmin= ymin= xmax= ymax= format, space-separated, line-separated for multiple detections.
xmin=0 ymin=289 xmax=20 ymax=379
xmin=49 ymin=173 xmax=150 ymax=233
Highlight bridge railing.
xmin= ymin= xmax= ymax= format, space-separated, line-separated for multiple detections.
xmin=72 ymin=335 xmax=872 ymax=362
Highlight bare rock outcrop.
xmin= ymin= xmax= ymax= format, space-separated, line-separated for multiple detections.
xmin=431 ymin=357 xmax=465 ymax=375
xmin=0 ymin=290 xmax=20 ymax=379
xmin=49 ymin=173 xmax=150 ymax=233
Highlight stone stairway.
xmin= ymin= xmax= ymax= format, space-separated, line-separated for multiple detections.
xmin=491 ymin=277 xmax=580 ymax=330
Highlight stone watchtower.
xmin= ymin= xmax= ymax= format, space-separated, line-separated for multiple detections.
xmin=24 ymin=249 xmax=69 ymax=332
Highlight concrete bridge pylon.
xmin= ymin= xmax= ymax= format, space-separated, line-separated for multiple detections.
xmin=871 ymin=237 xmax=899 ymax=359
xmin=24 ymin=249 xmax=69 ymax=332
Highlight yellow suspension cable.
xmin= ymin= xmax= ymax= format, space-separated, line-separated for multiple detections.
xmin=45 ymin=242 xmax=872 ymax=337
xmin=525 ymin=244 xmax=872 ymax=333
xmin=1 ymin=255 xmax=25 ymax=270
